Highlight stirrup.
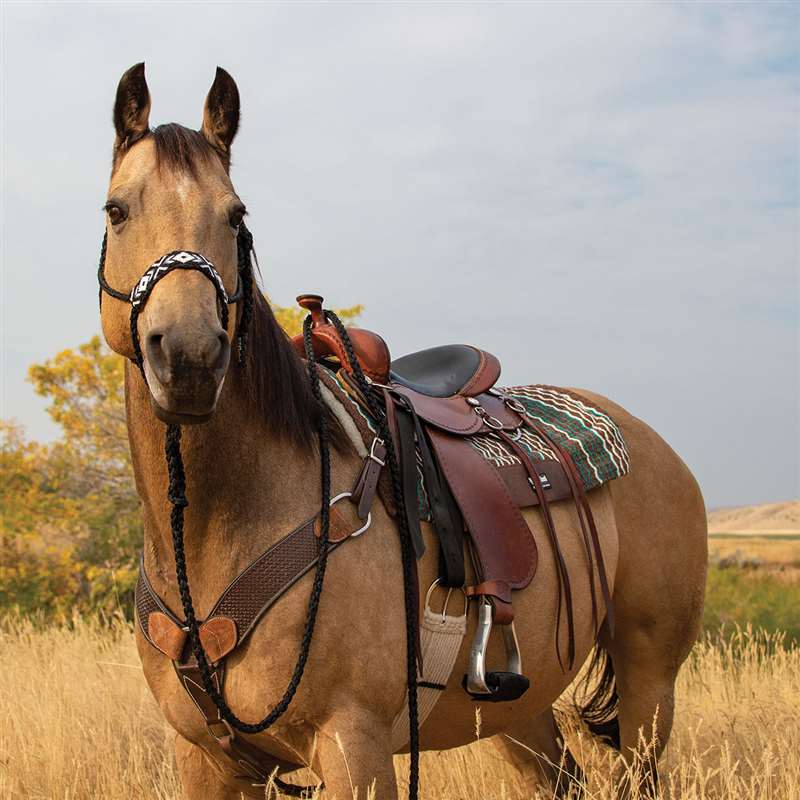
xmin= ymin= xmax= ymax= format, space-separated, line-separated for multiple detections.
xmin=463 ymin=599 xmax=529 ymax=702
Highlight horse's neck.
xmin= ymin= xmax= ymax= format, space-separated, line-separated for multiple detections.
xmin=125 ymin=363 xmax=322 ymax=614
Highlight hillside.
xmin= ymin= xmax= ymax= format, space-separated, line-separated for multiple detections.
xmin=708 ymin=501 xmax=800 ymax=534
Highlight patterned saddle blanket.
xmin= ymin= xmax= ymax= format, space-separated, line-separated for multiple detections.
xmin=326 ymin=374 xmax=630 ymax=520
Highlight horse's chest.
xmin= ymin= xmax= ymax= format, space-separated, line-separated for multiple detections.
xmin=136 ymin=634 xmax=210 ymax=741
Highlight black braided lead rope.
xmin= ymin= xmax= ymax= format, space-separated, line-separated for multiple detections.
xmin=323 ymin=311 xmax=420 ymax=800
xmin=235 ymin=223 xmax=255 ymax=366
xmin=163 ymin=316 xmax=331 ymax=798
xmin=98 ymin=224 xmax=419 ymax=797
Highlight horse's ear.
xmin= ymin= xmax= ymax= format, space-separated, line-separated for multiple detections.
xmin=202 ymin=67 xmax=240 ymax=158
xmin=113 ymin=62 xmax=150 ymax=153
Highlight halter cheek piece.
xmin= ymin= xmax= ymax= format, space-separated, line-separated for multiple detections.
xmin=97 ymin=224 xmax=254 ymax=372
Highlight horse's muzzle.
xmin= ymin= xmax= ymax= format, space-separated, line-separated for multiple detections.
xmin=144 ymin=326 xmax=230 ymax=424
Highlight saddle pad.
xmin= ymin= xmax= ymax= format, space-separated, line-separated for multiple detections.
xmin=324 ymin=371 xmax=629 ymax=520
xmin=478 ymin=385 xmax=630 ymax=491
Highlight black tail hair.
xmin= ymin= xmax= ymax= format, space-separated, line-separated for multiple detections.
xmin=575 ymin=644 xmax=620 ymax=750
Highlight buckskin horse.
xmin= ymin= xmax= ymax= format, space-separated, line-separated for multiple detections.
xmin=97 ymin=63 xmax=707 ymax=799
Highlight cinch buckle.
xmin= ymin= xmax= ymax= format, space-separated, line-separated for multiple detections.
xmin=425 ymin=578 xmax=468 ymax=623
xmin=368 ymin=437 xmax=386 ymax=466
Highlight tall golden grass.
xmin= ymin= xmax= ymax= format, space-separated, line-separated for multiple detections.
xmin=1 ymin=617 xmax=797 ymax=799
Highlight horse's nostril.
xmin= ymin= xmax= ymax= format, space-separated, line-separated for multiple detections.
xmin=145 ymin=331 xmax=170 ymax=382
xmin=212 ymin=332 xmax=231 ymax=372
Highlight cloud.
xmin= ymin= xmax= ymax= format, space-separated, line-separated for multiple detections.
xmin=2 ymin=2 xmax=797 ymax=506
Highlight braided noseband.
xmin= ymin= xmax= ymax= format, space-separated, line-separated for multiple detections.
xmin=97 ymin=222 xmax=254 ymax=369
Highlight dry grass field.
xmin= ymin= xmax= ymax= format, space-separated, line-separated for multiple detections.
xmin=1 ymin=616 xmax=798 ymax=800
xmin=706 ymin=501 xmax=799 ymax=536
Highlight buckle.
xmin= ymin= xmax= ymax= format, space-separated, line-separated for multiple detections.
xmin=368 ymin=437 xmax=386 ymax=466
xmin=425 ymin=578 xmax=468 ymax=623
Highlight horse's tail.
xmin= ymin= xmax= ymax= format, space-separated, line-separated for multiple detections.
xmin=574 ymin=643 xmax=620 ymax=750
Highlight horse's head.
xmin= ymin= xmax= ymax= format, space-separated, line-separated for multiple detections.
xmin=101 ymin=63 xmax=245 ymax=424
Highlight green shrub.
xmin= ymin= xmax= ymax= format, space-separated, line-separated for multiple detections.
xmin=703 ymin=566 xmax=800 ymax=645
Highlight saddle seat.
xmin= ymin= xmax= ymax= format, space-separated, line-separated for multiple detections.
xmin=391 ymin=345 xmax=500 ymax=398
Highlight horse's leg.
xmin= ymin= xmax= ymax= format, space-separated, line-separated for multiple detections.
xmin=174 ymin=735 xmax=249 ymax=800
xmin=605 ymin=632 xmax=680 ymax=799
xmin=316 ymin=708 xmax=398 ymax=799
xmin=577 ymin=391 xmax=707 ymax=798
xmin=493 ymin=706 xmax=584 ymax=798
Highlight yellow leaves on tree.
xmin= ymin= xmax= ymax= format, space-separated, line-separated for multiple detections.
xmin=1 ymin=300 xmax=362 ymax=616
xmin=271 ymin=302 xmax=364 ymax=338
xmin=3 ymin=338 xmax=139 ymax=616
xmin=1 ymin=420 xmax=88 ymax=614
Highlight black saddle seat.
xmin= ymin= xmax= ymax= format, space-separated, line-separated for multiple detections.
xmin=391 ymin=344 xmax=488 ymax=398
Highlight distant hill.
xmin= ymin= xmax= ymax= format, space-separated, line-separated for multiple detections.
xmin=708 ymin=501 xmax=800 ymax=535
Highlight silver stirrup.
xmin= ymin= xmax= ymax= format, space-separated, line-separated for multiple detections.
xmin=465 ymin=598 xmax=524 ymax=696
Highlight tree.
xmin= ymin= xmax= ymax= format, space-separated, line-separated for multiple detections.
xmin=1 ymin=300 xmax=363 ymax=616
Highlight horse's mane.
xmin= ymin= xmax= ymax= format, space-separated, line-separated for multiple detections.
xmin=150 ymin=123 xmax=217 ymax=176
xmin=243 ymin=290 xmax=323 ymax=450
xmin=128 ymin=123 xmax=333 ymax=450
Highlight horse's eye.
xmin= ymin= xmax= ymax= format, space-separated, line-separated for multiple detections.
xmin=229 ymin=204 xmax=246 ymax=229
xmin=105 ymin=202 xmax=128 ymax=226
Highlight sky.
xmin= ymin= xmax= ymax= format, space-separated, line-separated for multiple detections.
xmin=1 ymin=2 xmax=798 ymax=509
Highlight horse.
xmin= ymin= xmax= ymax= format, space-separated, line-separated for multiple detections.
xmin=98 ymin=63 xmax=707 ymax=799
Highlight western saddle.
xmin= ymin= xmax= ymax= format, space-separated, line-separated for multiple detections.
xmin=291 ymin=295 xmax=613 ymax=701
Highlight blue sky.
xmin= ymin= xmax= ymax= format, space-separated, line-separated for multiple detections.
xmin=1 ymin=2 xmax=798 ymax=508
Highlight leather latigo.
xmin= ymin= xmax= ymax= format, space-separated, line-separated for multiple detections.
xmin=350 ymin=439 xmax=387 ymax=521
